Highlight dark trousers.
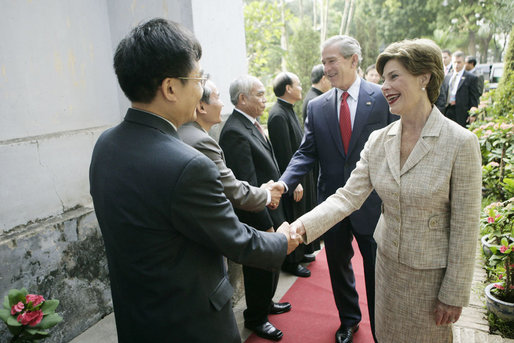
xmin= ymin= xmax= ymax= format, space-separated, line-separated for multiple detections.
xmin=323 ymin=217 xmax=377 ymax=341
xmin=242 ymin=265 xmax=279 ymax=326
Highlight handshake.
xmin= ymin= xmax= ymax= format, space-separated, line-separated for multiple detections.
xmin=261 ymin=181 xmax=304 ymax=210
xmin=276 ymin=220 xmax=307 ymax=255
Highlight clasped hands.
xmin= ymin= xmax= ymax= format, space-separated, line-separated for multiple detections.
xmin=261 ymin=181 xmax=304 ymax=210
xmin=274 ymin=219 xmax=306 ymax=254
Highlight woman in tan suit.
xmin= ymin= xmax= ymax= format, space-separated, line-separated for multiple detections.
xmin=291 ymin=39 xmax=482 ymax=342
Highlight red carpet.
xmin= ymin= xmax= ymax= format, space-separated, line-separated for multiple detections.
xmin=245 ymin=240 xmax=373 ymax=342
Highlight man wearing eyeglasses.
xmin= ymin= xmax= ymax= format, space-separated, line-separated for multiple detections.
xmin=89 ymin=19 xmax=300 ymax=343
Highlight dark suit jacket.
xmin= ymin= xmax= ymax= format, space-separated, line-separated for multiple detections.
xmin=219 ymin=110 xmax=285 ymax=230
xmin=89 ymin=108 xmax=287 ymax=343
xmin=436 ymin=70 xmax=480 ymax=127
xmin=280 ymin=80 xmax=397 ymax=235
xmin=268 ymin=99 xmax=316 ymax=222
xmin=302 ymin=87 xmax=323 ymax=124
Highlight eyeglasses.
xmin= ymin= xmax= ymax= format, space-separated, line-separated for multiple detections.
xmin=178 ymin=76 xmax=208 ymax=87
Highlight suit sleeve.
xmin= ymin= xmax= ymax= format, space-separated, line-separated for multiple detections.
xmin=435 ymin=80 xmax=448 ymax=113
xmin=170 ymin=154 xmax=286 ymax=270
xmin=195 ymin=135 xmax=267 ymax=212
xmin=468 ymin=74 xmax=480 ymax=109
xmin=279 ymin=101 xmax=319 ymax=195
xmin=268 ymin=114 xmax=294 ymax=173
xmin=438 ymin=133 xmax=481 ymax=307
xmin=220 ymin=129 xmax=274 ymax=229
xmin=298 ymin=131 xmax=376 ymax=244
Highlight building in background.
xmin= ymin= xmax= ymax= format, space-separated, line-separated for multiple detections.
xmin=0 ymin=1 xmax=247 ymax=341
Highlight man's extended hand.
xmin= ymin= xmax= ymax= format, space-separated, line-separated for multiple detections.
xmin=289 ymin=220 xmax=306 ymax=240
xmin=276 ymin=221 xmax=302 ymax=254
xmin=293 ymin=183 xmax=303 ymax=202
xmin=434 ymin=299 xmax=462 ymax=326
xmin=262 ymin=181 xmax=285 ymax=209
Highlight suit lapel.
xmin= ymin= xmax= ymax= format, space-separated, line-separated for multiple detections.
xmin=348 ymin=81 xmax=373 ymax=157
xmin=384 ymin=121 xmax=401 ymax=184
xmin=399 ymin=107 xmax=443 ymax=176
xmin=457 ymin=73 xmax=467 ymax=91
xmin=323 ymin=89 xmax=346 ymax=157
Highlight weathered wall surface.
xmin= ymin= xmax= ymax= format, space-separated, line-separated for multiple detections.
xmin=0 ymin=0 xmax=247 ymax=341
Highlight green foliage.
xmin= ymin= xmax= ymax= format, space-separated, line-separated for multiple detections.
xmin=244 ymin=1 xmax=284 ymax=79
xmin=286 ymin=18 xmax=321 ymax=122
xmin=489 ymin=311 xmax=514 ymax=338
xmin=1 ymin=289 xmax=63 ymax=342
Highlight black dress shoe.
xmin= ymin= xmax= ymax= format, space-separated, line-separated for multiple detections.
xmin=270 ymin=302 xmax=292 ymax=314
xmin=245 ymin=321 xmax=283 ymax=341
xmin=283 ymin=264 xmax=311 ymax=277
xmin=301 ymin=253 xmax=316 ymax=263
xmin=335 ymin=324 xmax=359 ymax=343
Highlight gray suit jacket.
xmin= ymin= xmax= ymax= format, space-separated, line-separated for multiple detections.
xmin=299 ymin=107 xmax=481 ymax=307
xmin=178 ymin=121 xmax=267 ymax=212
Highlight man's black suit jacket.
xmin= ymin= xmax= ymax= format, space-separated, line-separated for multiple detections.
xmin=89 ymin=108 xmax=287 ymax=343
xmin=302 ymin=87 xmax=323 ymax=124
xmin=436 ymin=70 xmax=480 ymax=127
xmin=219 ymin=110 xmax=285 ymax=230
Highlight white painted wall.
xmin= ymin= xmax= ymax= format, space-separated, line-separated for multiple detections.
xmin=0 ymin=0 xmax=248 ymax=231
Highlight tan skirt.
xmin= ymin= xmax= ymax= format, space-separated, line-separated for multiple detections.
xmin=375 ymin=248 xmax=453 ymax=343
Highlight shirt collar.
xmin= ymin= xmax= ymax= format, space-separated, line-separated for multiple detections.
xmin=235 ymin=108 xmax=257 ymax=124
xmin=131 ymin=107 xmax=178 ymax=131
xmin=336 ymin=77 xmax=361 ymax=102
xmin=453 ymin=68 xmax=464 ymax=79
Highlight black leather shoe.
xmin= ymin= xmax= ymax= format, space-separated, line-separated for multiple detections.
xmin=245 ymin=321 xmax=283 ymax=341
xmin=270 ymin=302 xmax=292 ymax=314
xmin=301 ymin=253 xmax=316 ymax=263
xmin=283 ymin=264 xmax=311 ymax=277
xmin=335 ymin=324 xmax=359 ymax=343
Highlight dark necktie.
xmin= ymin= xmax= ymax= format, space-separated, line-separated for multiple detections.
xmin=254 ymin=121 xmax=267 ymax=141
xmin=339 ymin=91 xmax=352 ymax=154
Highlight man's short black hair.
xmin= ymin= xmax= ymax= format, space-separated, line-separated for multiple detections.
xmin=465 ymin=56 xmax=477 ymax=67
xmin=114 ymin=18 xmax=202 ymax=103
xmin=442 ymin=49 xmax=451 ymax=55
xmin=273 ymin=72 xmax=293 ymax=97
xmin=311 ymin=64 xmax=325 ymax=84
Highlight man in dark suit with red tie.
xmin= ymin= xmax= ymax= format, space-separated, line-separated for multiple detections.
xmin=276 ymin=35 xmax=397 ymax=343
xmin=219 ymin=75 xmax=290 ymax=341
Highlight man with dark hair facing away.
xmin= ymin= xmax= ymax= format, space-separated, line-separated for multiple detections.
xmin=89 ymin=19 xmax=299 ymax=343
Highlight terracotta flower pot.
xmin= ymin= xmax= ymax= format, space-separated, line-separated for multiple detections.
xmin=485 ymin=283 xmax=514 ymax=321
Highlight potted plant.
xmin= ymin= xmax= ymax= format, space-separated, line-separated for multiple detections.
xmin=485 ymin=199 xmax=514 ymax=321
xmin=482 ymin=200 xmax=514 ymax=257
xmin=0 ymin=288 xmax=63 ymax=343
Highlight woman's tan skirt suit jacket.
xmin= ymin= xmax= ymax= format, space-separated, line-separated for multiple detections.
xmin=299 ymin=107 xmax=481 ymax=342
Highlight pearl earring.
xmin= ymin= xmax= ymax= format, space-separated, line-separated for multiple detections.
xmin=421 ymin=87 xmax=425 ymax=91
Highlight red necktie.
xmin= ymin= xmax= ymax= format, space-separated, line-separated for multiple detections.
xmin=254 ymin=121 xmax=267 ymax=141
xmin=339 ymin=91 xmax=352 ymax=154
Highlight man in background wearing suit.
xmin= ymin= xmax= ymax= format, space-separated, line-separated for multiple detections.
xmin=302 ymin=64 xmax=332 ymax=123
xmin=442 ymin=49 xmax=453 ymax=76
xmin=465 ymin=56 xmax=485 ymax=96
xmin=89 ymin=19 xmax=299 ymax=343
xmin=268 ymin=72 xmax=318 ymax=278
xmin=220 ymin=75 xmax=289 ymax=341
xmin=436 ymin=51 xmax=480 ymax=127
xmin=276 ymin=35 xmax=397 ymax=343
xmin=178 ymin=79 xmax=283 ymax=212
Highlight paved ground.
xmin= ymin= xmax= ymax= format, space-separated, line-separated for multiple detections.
xmin=71 ymin=244 xmax=514 ymax=343
xmin=70 ymin=268 xmax=299 ymax=343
